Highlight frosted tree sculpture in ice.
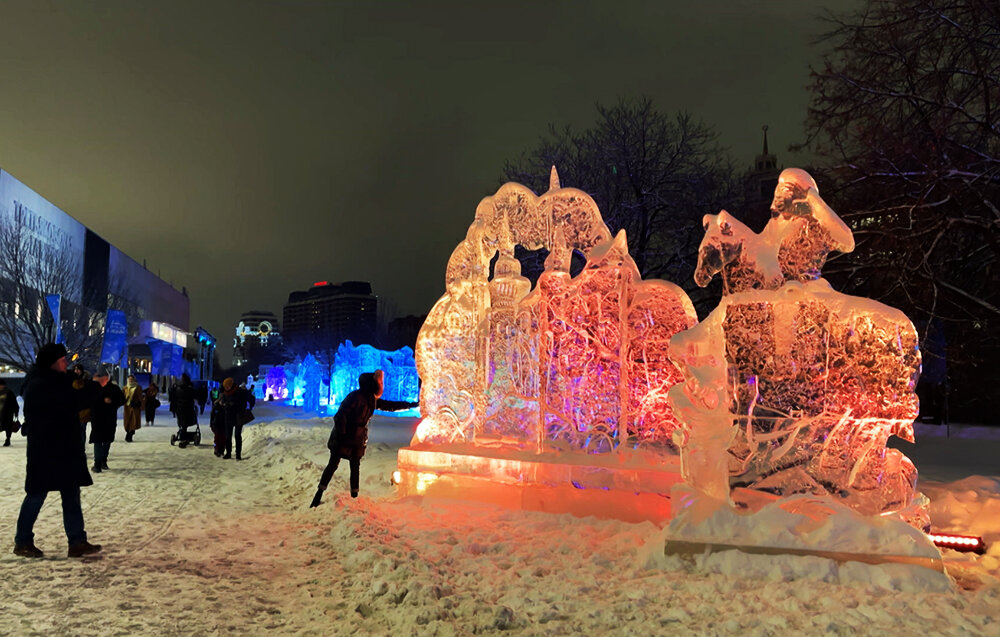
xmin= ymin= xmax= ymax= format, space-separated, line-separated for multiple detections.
xmin=414 ymin=168 xmax=697 ymax=454
xmin=669 ymin=168 xmax=927 ymax=526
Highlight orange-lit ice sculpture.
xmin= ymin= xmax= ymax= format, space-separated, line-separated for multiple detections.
xmin=668 ymin=168 xmax=928 ymax=528
xmin=398 ymin=169 xmax=696 ymax=521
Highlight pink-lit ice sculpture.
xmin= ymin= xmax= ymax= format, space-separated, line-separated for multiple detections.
xmin=668 ymin=168 xmax=927 ymax=527
xmin=400 ymin=169 xmax=696 ymax=521
xmin=413 ymin=168 xmax=697 ymax=454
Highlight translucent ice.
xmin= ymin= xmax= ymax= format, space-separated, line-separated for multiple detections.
xmin=670 ymin=169 xmax=926 ymax=526
xmin=414 ymin=168 xmax=697 ymax=455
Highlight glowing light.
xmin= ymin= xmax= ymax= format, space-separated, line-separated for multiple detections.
xmin=414 ymin=472 xmax=439 ymax=495
xmin=927 ymin=533 xmax=986 ymax=554
xmin=391 ymin=470 xmax=401 ymax=485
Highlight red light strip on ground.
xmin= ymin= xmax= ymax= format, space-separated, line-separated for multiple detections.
xmin=928 ymin=532 xmax=987 ymax=554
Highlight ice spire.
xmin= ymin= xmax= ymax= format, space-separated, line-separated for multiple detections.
xmin=549 ymin=166 xmax=560 ymax=192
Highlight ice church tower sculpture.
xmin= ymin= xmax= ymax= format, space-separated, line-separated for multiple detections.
xmin=668 ymin=168 xmax=927 ymax=527
xmin=414 ymin=168 xmax=697 ymax=454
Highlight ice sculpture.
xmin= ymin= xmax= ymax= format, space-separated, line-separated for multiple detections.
xmin=329 ymin=340 xmax=419 ymax=415
xmin=669 ymin=168 xmax=927 ymax=526
xmin=413 ymin=168 xmax=697 ymax=455
xmin=264 ymin=366 xmax=287 ymax=400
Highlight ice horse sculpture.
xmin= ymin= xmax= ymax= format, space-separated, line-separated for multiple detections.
xmin=398 ymin=168 xmax=696 ymax=520
xmin=668 ymin=168 xmax=928 ymax=528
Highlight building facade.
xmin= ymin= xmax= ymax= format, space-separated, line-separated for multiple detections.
xmin=233 ymin=309 xmax=283 ymax=368
xmin=282 ymin=281 xmax=377 ymax=351
xmin=0 ymin=168 xmax=196 ymax=383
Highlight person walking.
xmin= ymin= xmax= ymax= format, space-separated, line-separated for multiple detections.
xmin=89 ymin=367 xmax=125 ymax=473
xmin=0 ymin=378 xmax=20 ymax=447
xmin=309 ymin=370 xmax=415 ymax=507
xmin=144 ymin=383 xmax=160 ymax=426
xmin=172 ymin=373 xmax=197 ymax=448
xmin=122 ymin=375 xmax=143 ymax=442
xmin=210 ymin=378 xmax=253 ymax=459
xmin=70 ymin=364 xmax=99 ymax=446
xmin=13 ymin=343 xmax=102 ymax=558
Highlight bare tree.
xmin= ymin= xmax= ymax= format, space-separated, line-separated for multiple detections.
xmin=503 ymin=97 xmax=743 ymax=312
xmin=0 ymin=214 xmax=137 ymax=371
xmin=801 ymin=0 xmax=1000 ymax=419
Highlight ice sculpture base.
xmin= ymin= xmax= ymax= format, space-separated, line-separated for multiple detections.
xmin=396 ymin=443 xmax=682 ymax=524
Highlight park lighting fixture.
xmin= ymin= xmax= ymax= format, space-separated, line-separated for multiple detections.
xmin=928 ymin=532 xmax=986 ymax=554
xmin=391 ymin=470 xmax=401 ymax=485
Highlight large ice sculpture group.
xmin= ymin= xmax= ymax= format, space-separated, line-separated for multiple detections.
xmin=411 ymin=167 xmax=926 ymax=527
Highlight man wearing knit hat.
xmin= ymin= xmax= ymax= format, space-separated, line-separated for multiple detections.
xmin=12 ymin=343 xmax=102 ymax=558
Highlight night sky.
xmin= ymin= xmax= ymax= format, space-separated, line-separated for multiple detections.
xmin=0 ymin=1 xmax=838 ymax=361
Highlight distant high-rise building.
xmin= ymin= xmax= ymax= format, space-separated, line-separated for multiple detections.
xmin=233 ymin=310 xmax=282 ymax=368
xmin=282 ymin=281 xmax=377 ymax=351
xmin=386 ymin=314 xmax=425 ymax=351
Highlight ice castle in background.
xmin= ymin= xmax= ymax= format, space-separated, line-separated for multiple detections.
xmin=266 ymin=342 xmax=418 ymax=416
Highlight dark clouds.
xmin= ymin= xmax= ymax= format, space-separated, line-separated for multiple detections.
xmin=0 ymin=0 xmax=839 ymax=359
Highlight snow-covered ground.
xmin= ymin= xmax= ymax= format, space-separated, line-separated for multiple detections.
xmin=1 ymin=403 xmax=997 ymax=636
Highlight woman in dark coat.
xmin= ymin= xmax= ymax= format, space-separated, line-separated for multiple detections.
xmin=13 ymin=343 xmax=101 ymax=558
xmin=210 ymin=377 xmax=252 ymax=459
xmin=88 ymin=368 xmax=125 ymax=473
xmin=0 ymin=378 xmax=20 ymax=447
xmin=309 ymin=370 xmax=415 ymax=507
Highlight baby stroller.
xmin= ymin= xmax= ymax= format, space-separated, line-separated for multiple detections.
xmin=170 ymin=422 xmax=201 ymax=448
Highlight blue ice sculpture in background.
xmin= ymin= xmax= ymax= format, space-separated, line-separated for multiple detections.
xmin=329 ymin=341 xmax=420 ymax=417
xmin=264 ymin=366 xmax=288 ymax=400
xmin=302 ymin=354 xmax=322 ymax=413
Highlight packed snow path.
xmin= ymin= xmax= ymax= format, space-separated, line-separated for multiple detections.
xmin=0 ymin=405 xmax=997 ymax=636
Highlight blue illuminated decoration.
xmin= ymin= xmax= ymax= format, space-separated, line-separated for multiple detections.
xmin=264 ymin=366 xmax=288 ymax=400
xmin=329 ymin=341 xmax=419 ymax=417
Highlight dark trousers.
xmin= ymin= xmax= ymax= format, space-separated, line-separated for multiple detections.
xmin=319 ymin=453 xmax=361 ymax=493
xmin=15 ymin=488 xmax=87 ymax=546
xmin=145 ymin=406 xmax=156 ymax=425
xmin=231 ymin=424 xmax=243 ymax=459
xmin=93 ymin=442 xmax=111 ymax=468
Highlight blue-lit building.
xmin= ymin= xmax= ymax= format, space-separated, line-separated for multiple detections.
xmin=0 ymin=168 xmax=202 ymax=384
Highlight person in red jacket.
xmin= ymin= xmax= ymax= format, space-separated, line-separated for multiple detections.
xmin=309 ymin=370 xmax=414 ymax=507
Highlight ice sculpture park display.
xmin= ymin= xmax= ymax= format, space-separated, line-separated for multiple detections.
xmin=397 ymin=169 xmax=698 ymax=521
xmin=397 ymin=167 xmax=929 ymax=542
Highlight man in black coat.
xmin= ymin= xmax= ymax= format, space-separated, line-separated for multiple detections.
xmin=309 ymin=370 xmax=416 ymax=507
xmin=13 ymin=343 xmax=102 ymax=558
xmin=0 ymin=378 xmax=20 ymax=447
xmin=172 ymin=373 xmax=198 ymax=447
xmin=89 ymin=367 xmax=125 ymax=473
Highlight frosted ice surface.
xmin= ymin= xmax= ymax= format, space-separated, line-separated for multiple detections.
xmin=414 ymin=167 xmax=697 ymax=455
xmin=671 ymin=169 xmax=926 ymax=527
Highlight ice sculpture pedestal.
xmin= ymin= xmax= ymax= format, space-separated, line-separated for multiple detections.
xmin=396 ymin=443 xmax=682 ymax=524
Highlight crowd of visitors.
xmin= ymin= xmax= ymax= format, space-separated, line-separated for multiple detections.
xmin=6 ymin=341 xmax=412 ymax=558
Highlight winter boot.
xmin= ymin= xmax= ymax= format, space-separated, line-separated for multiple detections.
xmin=125 ymin=431 xmax=133 ymax=442
xmin=3 ymin=436 xmax=10 ymax=447
xmin=68 ymin=541 xmax=102 ymax=558
xmin=13 ymin=543 xmax=44 ymax=558
xmin=351 ymin=490 xmax=359 ymax=499
xmin=92 ymin=464 xmax=102 ymax=473
xmin=310 ymin=484 xmax=326 ymax=508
